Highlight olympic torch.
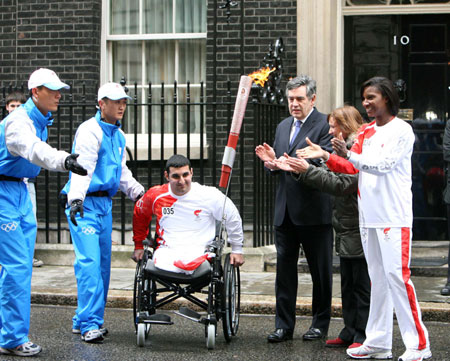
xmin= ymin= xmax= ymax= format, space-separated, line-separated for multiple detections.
xmin=219 ymin=68 xmax=275 ymax=189
xmin=219 ymin=75 xmax=253 ymax=188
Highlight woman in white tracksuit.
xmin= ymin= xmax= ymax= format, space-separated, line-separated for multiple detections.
xmin=299 ymin=77 xmax=431 ymax=361
xmin=61 ymin=83 xmax=144 ymax=344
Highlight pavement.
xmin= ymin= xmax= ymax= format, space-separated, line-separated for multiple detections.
xmin=4 ymin=307 xmax=450 ymax=361
xmin=27 ymin=241 xmax=450 ymax=322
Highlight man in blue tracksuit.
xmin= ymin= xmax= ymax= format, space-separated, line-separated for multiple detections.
xmin=61 ymin=82 xmax=144 ymax=343
xmin=0 ymin=68 xmax=87 ymax=357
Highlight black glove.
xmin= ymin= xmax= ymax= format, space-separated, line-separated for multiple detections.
xmin=65 ymin=154 xmax=88 ymax=176
xmin=70 ymin=199 xmax=84 ymax=226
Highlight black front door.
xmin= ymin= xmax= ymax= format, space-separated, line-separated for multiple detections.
xmin=344 ymin=14 xmax=450 ymax=240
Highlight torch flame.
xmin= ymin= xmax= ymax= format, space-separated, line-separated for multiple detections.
xmin=248 ymin=67 xmax=276 ymax=87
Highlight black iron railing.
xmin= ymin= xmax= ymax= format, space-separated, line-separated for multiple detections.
xmin=1 ymin=80 xmax=284 ymax=247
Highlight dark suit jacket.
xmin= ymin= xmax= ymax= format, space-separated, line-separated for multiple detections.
xmin=443 ymin=119 xmax=450 ymax=204
xmin=272 ymin=108 xmax=333 ymax=227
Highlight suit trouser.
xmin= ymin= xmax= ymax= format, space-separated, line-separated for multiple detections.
xmin=446 ymin=205 xmax=450 ymax=284
xmin=338 ymin=257 xmax=370 ymax=344
xmin=274 ymin=216 xmax=333 ymax=332
xmin=66 ymin=197 xmax=112 ymax=334
xmin=0 ymin=181 xmax=35 ymax=349
xmin=361 ymin=227 xmax=429 ymax=350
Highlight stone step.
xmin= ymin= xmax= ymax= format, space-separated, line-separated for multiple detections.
xmin=34 ymin=243 xmax=277 ymax=273
xmin=34 ymin=242 xmax=449 ymax=276
xmin=265 ymin=256 xmax=449 ymax=277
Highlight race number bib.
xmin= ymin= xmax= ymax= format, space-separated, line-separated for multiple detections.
xmin=162 ymin=206 xmax=174 ymax=215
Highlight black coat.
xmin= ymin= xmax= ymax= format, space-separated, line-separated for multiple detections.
xmin=443 ymin=119 xmax=450 ymax=204
xmin=294 ymin=164 xmax=363 ymax=258
xmin=271 ymin=108 xmax=333 ymax=227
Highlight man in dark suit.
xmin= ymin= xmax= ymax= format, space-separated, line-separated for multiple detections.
xmin=256 ymin=75 xmax=333 ymax=342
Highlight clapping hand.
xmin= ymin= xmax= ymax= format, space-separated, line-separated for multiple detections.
xmin=272 ymin=156 xmax=289 ymax=171
xmin=272 ymin=153 xmax=310 ymax=174
xmin=331 ymin=133 xmax=348 ymax=158
xmin=255 ymin=143 xmax=276 ymax=162
xmin=296 ymin=137 xmax=329 ymax=160
xmin=284 ymin=153 xmax=310 ymax=174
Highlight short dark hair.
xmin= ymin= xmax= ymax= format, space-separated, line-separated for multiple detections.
xmin=165 ymin=154 xmax=191 ymax=174
xmin=6 ymin=91 xmax=26 ymax=105
xmin=360 ymin=76 xmax=399 ymax=116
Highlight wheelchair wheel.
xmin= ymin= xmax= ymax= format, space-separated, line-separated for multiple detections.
xmin=206 ymin=323 xmax=216 ymax=350
xmin=133 ymin=257 xmax=156 ymax=332
xmin=133 ymin=260 xmax=144 ymax=332
xmin=222 ymin=253 xmax=241 ymax=342
xmin=137 ymin=323 xmax=150 ymax=347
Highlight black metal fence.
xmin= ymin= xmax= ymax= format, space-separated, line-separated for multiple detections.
xmin=1 ymin=81 xmax=285 ymax=247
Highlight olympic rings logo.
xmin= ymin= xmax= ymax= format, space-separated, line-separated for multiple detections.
xmin=82 ymin=226 xmax=96 ymax=235
xmin=1 ymin=222 xmax=18 ymax=232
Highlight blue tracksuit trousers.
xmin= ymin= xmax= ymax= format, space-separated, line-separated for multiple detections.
xmin=0 ymin=181 xmax=35 ymax=349
xmin=66 ymin=196 xmax=112 ymax=334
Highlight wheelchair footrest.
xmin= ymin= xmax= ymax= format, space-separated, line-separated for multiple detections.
xmin=175 ymin=306 xmax=203 ymax=323
xmin=139 ymin=313 xmax=173 ymax=325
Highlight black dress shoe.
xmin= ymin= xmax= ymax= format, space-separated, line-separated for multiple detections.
xmin=441 ymin=283 xmax=450 ymax=296
xmin=267 ymin=328 xmax=293 ymax=343
xmin=302 ymin=327 xmax=325 ymax=341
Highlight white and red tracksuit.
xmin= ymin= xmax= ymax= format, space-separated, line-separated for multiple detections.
xmin=327 ymin=117 xmax=429 ymax=351
xmin=133 ymin=182 xmax=243 ymax=274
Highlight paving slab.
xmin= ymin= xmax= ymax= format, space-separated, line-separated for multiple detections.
xmin=30 ymin=265 xmax=450 ymax=322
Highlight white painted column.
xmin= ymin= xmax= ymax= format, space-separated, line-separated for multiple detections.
xmin=297 ymin=0 xmax=341 ymax=114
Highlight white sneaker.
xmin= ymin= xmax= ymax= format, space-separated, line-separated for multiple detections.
xmin=398 ymin=347 xmax=432 ymax=361
xmin=81 ymin=329 xmax=104 ymax=343
xmin=346 ymin=344 xmax=393 ymax=359
xmin=73 ymin=326 xmax=108 ymax=335
xmin=32 ymin=258 xmax=44 ymax=267
xmin=0 ymin=341 xmax=42 ymax=356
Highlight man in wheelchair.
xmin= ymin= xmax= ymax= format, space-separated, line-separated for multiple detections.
xmin=131 ymin=154 xmax=244 ymax=348
xmin=132 ymin=154 xmax=244 ymax=269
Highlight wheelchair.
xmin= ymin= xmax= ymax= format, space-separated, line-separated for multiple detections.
xmin=133 ymin=233 xmax=241 ymax=349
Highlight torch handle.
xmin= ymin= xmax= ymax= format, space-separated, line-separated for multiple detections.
xmin=219 ymin=75 xmax=253 ymax=189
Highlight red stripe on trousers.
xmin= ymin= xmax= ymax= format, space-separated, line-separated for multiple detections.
xmin=401 ymin=227 xmax=426 ymax=350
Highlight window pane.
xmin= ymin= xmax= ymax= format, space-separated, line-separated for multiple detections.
xmin=112 ymin=41 xmax=142 ymax=84
xmin=177 ymin=86 xmax=203 ymax=134
xmin=143 ymin=0 xmax=173 ymax=33
xmin=178 ymin=40 xmax=206 ymax=83
xmin=122 ymin=87 xmax=142 ymax=134
xmin=175 ymin=0 xmax=206 ymax=33
xmin=110 ymin=0 xmax=139 ymax=35
xmin=145 ymin=41 xmax=175 ymax=83
xmin=146 ymin=87 xmax=174 ymax=133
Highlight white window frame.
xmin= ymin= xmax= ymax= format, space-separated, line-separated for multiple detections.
xmin=100 ymin=0 xmax=208 ymax=160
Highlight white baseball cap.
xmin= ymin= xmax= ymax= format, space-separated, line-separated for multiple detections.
xmin=28 ymin=68 xmax=70 ymax=90
xmin=98 ymin=82 xmax=131 ymax=101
